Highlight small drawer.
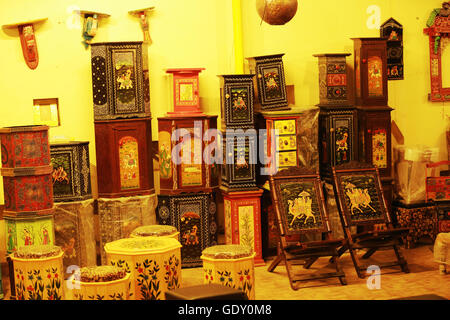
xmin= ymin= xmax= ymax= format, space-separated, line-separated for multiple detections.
xmin=276 ymin=135 xmax=297 ymax=151
xmin=274 ymin=119 xmax=296 ymax=135
xmin=277 ymin=151 xmax=297 ymax=168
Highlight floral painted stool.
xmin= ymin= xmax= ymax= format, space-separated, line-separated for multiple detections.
xmin=434 ymin=232 xmax=450 ymax=275
xmin=68 ymin=265 xmax=131 ymax=300
xmin=201 ymin=244 xmax=256 ymax=300
xmin=11 ymin=245 xmax=65 ymax=300
xmin=104 ymin=237 xmax=182 ymax=300
xmin=130 ymin=224 xmax=179 ymax=241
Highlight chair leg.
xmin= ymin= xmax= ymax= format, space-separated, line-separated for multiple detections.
xmin=362 ymin=248 xmax=377 ymax=259
xmin=267 ymin=254 xmax=282 ymax=272
xmin=332 ymin=254 xmax=347 ymax=285
xmin=392 ymin=244 xmax=409 ymax=273
xmin=303 ymin=257 xmax=318 ymax=269
xmin=348 ymin=247 xmax=365 ymax=279
xmin=329 ymin=243 xmax=348 ymax=263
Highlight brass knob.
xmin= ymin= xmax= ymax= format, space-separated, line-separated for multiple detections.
xmin=330 ymin=128 xmax=335 ymax=132
xmin=225 ymin=94 xmax=230 ymax=99
xmin=258 ymin=74 xmax=262 ymax=79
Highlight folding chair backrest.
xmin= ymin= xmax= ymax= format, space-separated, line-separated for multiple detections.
xmin=332 ymin=161 xmax=392 ymax=228
xmin=269 ymin=166 xmax=332 ymax=238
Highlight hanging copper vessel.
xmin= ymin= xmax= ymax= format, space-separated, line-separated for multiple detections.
xmin=256 ymin=0 xmax=298 ymax=25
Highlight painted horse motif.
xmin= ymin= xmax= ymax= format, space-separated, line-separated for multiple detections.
xmin=287 ymin=191 xmax=316 ymax=226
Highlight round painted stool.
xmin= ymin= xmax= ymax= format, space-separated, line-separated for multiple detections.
xmin=68 ymin=265 xmax=131 ymax=300
xmin=130 ymin=224 xmax=179 ymax=241
xmin=11 ymin=244 xmax=65 ymax=300
xmin=104 ymin=237 xmax=182 ymax=300
xmin=201 ymin=244 xmax=256 ymax=300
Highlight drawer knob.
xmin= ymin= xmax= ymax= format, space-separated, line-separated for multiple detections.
xmin=225 ymin=94 xmax=230 ymax=99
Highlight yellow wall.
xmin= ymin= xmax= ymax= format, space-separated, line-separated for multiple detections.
xmin=242 ymin=0 xmax=450 ymax=156
xmin=1 ymin=0 xmax=449 ymax=262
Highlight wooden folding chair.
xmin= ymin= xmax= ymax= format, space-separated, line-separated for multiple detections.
xmin=332 ymin=161 xmax=410 ymax=278
xmin=267 ymin=166 xmax=347 ymax=290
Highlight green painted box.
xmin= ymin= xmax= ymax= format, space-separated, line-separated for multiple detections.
xmin=5 ymin=214 xmax=55 ymax=254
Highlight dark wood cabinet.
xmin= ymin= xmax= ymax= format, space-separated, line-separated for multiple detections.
xmin=94 ymin=118 xmax=154 ymax=198
xmin=352 ymin=38 xmax=388 ymax=106
xmin=313 ymin=53 xmax=351 ymax=106
xmin=357 ymin=106 xmax=393 ymax=178
xmin=245 ymin=54 xmax=289 ymax=111
xmin=156 ymin=192 xmax=217 ymax=267
xmin=220 ymin=132 xmax=258 ymax=192
xmin=157 ymin=115 xmax=218 ymax=194
xmin=319 ymin=106 xmax=358 ymax=179
xmin=218 ymin=74 xmax=256 ymax=129
xmin=50 ymin=141 xmax=92 ymax=202
xmin=91 ymin=41 xmax=150 ymax=120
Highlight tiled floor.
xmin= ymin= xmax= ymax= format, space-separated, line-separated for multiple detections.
xmin=1 ymin=244 xmax=448 ymax=300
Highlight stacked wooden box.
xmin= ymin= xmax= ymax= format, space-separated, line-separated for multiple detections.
xmin=90 ymin=42 xmax=156 ymax=264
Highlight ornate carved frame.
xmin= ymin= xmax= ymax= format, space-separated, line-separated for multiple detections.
xmin=424 ymin=3 xmax=450 ymax=102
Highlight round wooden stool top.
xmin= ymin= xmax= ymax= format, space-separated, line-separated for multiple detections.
xmin=130 ymin=225 xmax=178 ymax=237
xmin=13 ymin=244 xmax=62 ymax=259
xmin=201 ymin=244 xmax=253 ymax=260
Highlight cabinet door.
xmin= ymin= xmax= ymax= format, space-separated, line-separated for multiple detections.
xmin=362 ymin=45 xmax=388 ymax=105
xmin=365 ymin=113 xmax=391 ymax=177
xmin=330 ymin=115 xmax=355 ymax=166
xmin=114 ymin=124 xmax=148 ymax=192
xmin=224 ymin=82 xmax=254 ymax=127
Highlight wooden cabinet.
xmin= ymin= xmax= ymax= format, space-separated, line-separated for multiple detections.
xmin=245 ymin=54 xmax=289 ymax=111
xmin=357 ymin=106 xmax=393 ymax=178
xmin=352 ymin=38 xmax=388 ymax=106
xmin=94 ymin=118 xmax=154 ymax=198
xmin=156 ymin=192 xmax=217 ymax=267
xmin=90 ymin=41 xmax=150 ymax=120
xmin=222 ymin=188 xmax=265 ymax=266
xmin=220 ymin=133 xmax=258 ymax=192
xmin=319 ymin=106 xmax=358 ymax=179
xmin=313 ymin=53 xmax=351 ymax=106
xmin=218 ymin=74 xmax=256 ymax=129
xmin=255 ymin=110 xmax=301 ymax=186
xmin=50 ymin=141 xmax=92 ymax=202
xmin=166 ymin=68 xmax=205 ymax=116
xmin=157 ymin=115 xmax=218 ymax=194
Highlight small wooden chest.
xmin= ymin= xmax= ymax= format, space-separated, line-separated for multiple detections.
xmin=50 ymin=141 xmax=92 ymax=202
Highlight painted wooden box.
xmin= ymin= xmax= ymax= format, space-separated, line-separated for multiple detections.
xmin=221 ymin=133 xmax=258 ymax=191
xmin=156 ymin=192 xmax=217 ymax=267
xmin=357 ymin=106 xmax=393 ymax=178
xmin=11 ymin=245 xmax=65 ymax=300
xmin=157 ymin=115 xmax=218 ymax=194
xmin=4 ymin=214 xmax=55 ymax=254
xmin=393 ymin=200 xmax=438 ymax=248
xmin=218 ymin=74 xmax=256 ymax=129
xmin=1 ymin=125 xmax=54 ymax=216
xmin=222 ymin=188 xmax=264 ymax=266
xmin=352 ymin=38 xmax=388 ymax=106
xmin=94 ymin=118 xmax=154 ymax=198
xmin=245 ymin=54 xmax=289 ymax=111
xmin=313 ymin=53 xmax=351 ymax=106
xmin=90 ymin=41 xmax=150 ymax=120
xmin=202 ymin=244 xmax=255 ymax=300
xmin=255 ymin=109 xmax=304 ymax=186
xmin=166 ymin=68 xmax=205 ymax=116
xmin=50 ymin=141 xmax=92 ymax=202
xmin=98 ymin=193 xmax=158 ymax=264
xmin=0 ymin=125 xmax=50 ymax=169
xmin=319 ymin=106 xmax=358 ymax=179
xmin=380 ymin=18 xmax=404 ymax=80
xmin=105 ymin=237 xmax=182 ymax=300
xmin=436 ymin=201 xmax=450 ymax=233
xmin=53 ymin=199 xmax=96 ymax=277
xmin=68 ymin=266 xmax=131 ymax=300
